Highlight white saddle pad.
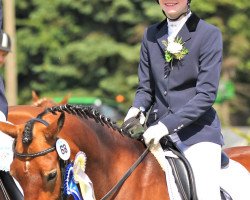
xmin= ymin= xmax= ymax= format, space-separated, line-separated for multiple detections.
xmin=149 ymin=144 xmax=250 ymax=200
xmin=220 ymin=159 xmax=250 ymax=200
xmin=0 ymin=130 xmax=14 ymax=171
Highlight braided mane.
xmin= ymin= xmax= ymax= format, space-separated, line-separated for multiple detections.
xmin=22 ymin=104 xmax=124 ymax=145
xmin=47 ymin=104 xmax=122 ymax=130
xmin=40 ymin=104 xmax=122 ymax=132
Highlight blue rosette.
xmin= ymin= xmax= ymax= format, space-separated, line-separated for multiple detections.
xmin=63 ymin=162 xmax=83 ymax=200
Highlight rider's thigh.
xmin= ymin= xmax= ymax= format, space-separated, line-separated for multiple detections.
xmin=178 ymin=142 xmax=221 ymax=200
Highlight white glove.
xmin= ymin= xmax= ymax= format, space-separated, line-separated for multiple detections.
xmin=124 ymin=107 xmax=146 ymax=125
xmin=143 ymin=122 xmax=169 ymax=145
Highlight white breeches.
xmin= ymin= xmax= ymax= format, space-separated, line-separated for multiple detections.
xmin=176 ymin=141 xmax=221 ymax=200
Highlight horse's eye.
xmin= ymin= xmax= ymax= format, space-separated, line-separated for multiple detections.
xmin=47 ymin=171 xmax=57 ymax=182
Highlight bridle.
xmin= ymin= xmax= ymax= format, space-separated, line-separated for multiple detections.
xmin=13 ymin=141 xmax=55 ymax=158
xmin=12 ymin=117 xmax=69 ymax=200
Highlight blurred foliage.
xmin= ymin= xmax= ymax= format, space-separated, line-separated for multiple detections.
xmin=13 ymin=0 xmax=250 ymax=124
xmin=232 ymin=127 xmax=250 ymax=145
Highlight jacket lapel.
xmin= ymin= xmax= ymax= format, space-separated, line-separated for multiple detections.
xmin=156 ymin=19 xmax=169 ymax=53
xmin=176 ymin=23 xmax=191 ymax=43
xmin=156 ymin=13 xmax=200 ymax=51
xmin=176 ymin=13 xmax=200 ymax=42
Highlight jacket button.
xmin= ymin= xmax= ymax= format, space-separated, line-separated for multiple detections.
xmin=164 ymin=91 xmax=167 ymax=96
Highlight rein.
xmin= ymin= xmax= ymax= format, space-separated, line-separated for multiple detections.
xmin=100 ymin=142 xmax=152 ymax=200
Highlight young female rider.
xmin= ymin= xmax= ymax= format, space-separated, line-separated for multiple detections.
xmin=125 ymin=0 xmax=223 ymax=199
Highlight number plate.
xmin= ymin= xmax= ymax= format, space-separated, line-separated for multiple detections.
xmin=56 ymin=138 xmax=71 ymax=160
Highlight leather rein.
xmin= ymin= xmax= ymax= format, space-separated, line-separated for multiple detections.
xmin=100 ymin=145 xmax=150 ymax=200
xmin=13 ymin=117 xmax=150 ymax=200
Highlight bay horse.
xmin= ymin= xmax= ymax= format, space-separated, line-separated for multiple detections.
xmin=4 ymin=105 xmax=168 ymax=200
xmin=0 ymin=104 xmax=250 ymax=200
xmin=31 ymin=91 xmax=70 ymax=108
xmin=224 ymin=146 xmax=250 ymax=170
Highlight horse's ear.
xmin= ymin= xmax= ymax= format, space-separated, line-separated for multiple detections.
xmin=32 ymin=90 xmax=39 ymax=102
xmin=59 ymin=93 xmax=71 ymax=105
xmin=0 ymin=122 xmax=18 ymax=139
xmin=57 ymin=112 xmax=65 ymax=131
xmin=45 ymin=112 xmax=65 ymax=139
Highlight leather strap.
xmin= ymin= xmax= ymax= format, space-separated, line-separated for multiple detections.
xmin=0 ymin=176 xmax=10 ymax=200
xmin=100 ymin=143 xmax=151 ymax=200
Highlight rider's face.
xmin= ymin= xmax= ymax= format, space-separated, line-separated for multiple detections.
xmin=158 ymin=0 xmax=188 ymax=20
xmin=0 ymin=50 xmax=8 ymax=66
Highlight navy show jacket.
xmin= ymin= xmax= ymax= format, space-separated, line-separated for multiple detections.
xmin=133 ymin=14 xmax=224 ymax=146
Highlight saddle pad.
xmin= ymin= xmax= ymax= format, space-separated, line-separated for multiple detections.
xmin=0 ymin=131 xmax=14 ymax=171
xmin=163 ymin=153 xmax=183 ymax=200
xmin=149 ymin=144 xmax=182 ymax=200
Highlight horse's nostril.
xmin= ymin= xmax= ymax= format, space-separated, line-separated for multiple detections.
xmin=47 ymin=171 xmax=57 ymax=182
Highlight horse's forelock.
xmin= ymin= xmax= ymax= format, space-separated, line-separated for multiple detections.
xmin=22 ymin=121 xmax=34 ymax=144
xmin=22 ymin=110 xmax=50 ymax=144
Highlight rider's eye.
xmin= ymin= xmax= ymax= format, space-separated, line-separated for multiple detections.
xmin=47 ymin=171 xmax=57 ymax=182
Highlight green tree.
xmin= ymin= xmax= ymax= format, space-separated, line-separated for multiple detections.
xmin=15 ymin=0 xmax=250 ymax=125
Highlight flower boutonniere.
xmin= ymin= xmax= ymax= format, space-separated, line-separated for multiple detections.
xmin=162 ymin=37 xmax=189 ymax=63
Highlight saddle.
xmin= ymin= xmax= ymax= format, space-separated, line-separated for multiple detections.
xmin=161 ymin=137 xmax=232 ymax=200
xmin=121 ymin=117 xmax=232 ymax=200
xmin=0 ymin=171 xmax=24 ymax=200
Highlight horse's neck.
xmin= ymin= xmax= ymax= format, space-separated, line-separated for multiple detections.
xmin=64 ymin=117 xmax=169 ymax=199
xmin=65 ymin=116 xmax=145 ymax=173
xmin=68 ymin=117 xmax=143 ymax=159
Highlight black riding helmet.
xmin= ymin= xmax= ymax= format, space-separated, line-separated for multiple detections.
xmin=0 ymin=32 xmax=11 ymax=52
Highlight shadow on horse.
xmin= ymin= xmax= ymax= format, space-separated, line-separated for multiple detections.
xmin=0 ymin=104 xmax=250 ymax=200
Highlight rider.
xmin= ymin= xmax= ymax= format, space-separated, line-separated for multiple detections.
xmin=0 ymin=31 xmax=24 ymax=200
xmin=124 ymin=0 xmax=224 ymax=199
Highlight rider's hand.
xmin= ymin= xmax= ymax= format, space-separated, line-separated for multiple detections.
xmin=124 ymin=107 xmax=146 ymax=125
xmin=143 ymin=122 xmax=169 ymax=145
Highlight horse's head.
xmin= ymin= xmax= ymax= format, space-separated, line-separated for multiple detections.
xmin=3 ymin=105 xmax=154 ymax=199
xmin=0 ymin=109 xmax=66 ymax=200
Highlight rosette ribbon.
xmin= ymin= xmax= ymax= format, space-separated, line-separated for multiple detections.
xmin=73 ymin=152 xmax=96 ymax=200
xmin=64 ymin=162 xmax=83 ymax=200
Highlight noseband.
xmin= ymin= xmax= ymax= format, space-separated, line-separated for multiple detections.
xmin=12 ymin=117 xmax=68 ymax=200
